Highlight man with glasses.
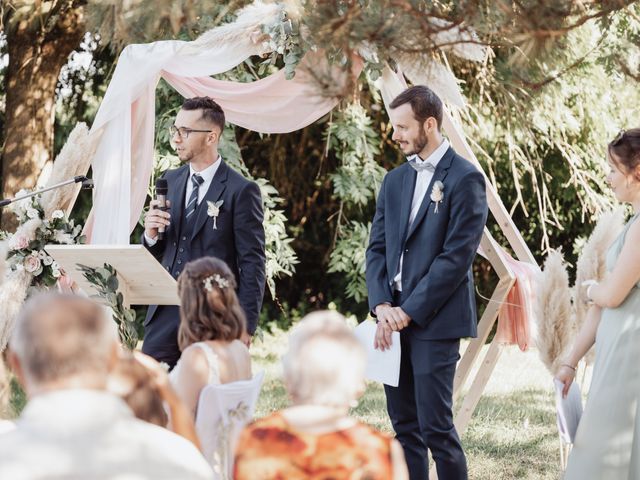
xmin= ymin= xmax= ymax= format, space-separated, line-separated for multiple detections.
xmin=141 ymin=97 xmax=266 ymax=368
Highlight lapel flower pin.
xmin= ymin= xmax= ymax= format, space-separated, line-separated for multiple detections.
xmin=206 ymin=200 xmax=224 ymax=230
xmin=430 ymin=181 xmax=444 ymax=213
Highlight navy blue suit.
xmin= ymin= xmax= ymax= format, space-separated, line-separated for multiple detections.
xmin=366 ymin=147 xmax=487 ymax=480
xmin=142 ymin=161 xmax=266 ymax=367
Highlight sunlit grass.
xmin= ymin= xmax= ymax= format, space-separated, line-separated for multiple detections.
xmin=253 ymin=330 xmax=564 ymax=479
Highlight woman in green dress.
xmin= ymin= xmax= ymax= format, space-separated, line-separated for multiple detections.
xmin=557 ymin=129 xmax=640 ymax=479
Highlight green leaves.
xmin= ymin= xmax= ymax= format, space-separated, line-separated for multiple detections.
xmin=328 ymin=221 xmax=371 ymax=303
xmin=78 ymin=262 xmax=140 ymax=350
xmin=326 ymin=102 xmax=384 ymax=301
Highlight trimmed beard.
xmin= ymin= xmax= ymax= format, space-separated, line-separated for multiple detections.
xmin=407 ymin=130 xmax=428 ymax=157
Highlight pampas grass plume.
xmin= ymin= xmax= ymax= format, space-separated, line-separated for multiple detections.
xmin=575 ymin=207 xmax=625 ymax=322
xmin=535 ymin=249 xmax=574 ymax=375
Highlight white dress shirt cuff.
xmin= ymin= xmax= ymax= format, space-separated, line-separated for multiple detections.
xmin=144 ymin=233 xmax=158 ymax=246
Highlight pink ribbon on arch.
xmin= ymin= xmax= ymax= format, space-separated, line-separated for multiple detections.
xmin=161 ymin=52 xmax=362 ymax=134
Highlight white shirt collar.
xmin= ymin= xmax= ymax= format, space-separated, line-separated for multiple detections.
xmin=189 ymin=155 xmax=221 ymax=183
xmin=19 ymin=389 xmax=133 ymax=430
xmin=410 ymin=139 xmax=450 ymax=168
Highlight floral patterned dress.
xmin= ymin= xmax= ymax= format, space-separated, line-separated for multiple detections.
xmin=233 ymin=412 xmax=394 ymax=480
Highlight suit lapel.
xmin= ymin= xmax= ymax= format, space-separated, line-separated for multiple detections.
xmin=168 ymin=166 xmax=189 ymax=240
xmin=190 ymin=160 xmax=229 ymax=240
xmin=405 ymin=147 xmax=454 ymax=241
xmin=399 ymin=165 xmax=417 ymax=245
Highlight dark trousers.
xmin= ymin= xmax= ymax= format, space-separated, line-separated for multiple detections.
xmin=142 ymin=305 xmax=181 ymax=369
xmin=385 ymin=291 xmax=468 ymax=480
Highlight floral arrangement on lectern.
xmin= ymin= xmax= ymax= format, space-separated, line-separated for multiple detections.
xmin=0 ymin=192 xmax=85 ymax=288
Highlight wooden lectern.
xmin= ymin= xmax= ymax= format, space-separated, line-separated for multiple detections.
xmin=45 ymin=244 xmax=179 ymax=307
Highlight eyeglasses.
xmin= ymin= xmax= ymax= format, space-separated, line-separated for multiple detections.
xmin=169 ymin=125 xmax=214 ymax=140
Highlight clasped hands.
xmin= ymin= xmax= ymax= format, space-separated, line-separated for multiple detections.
xmin=374 ymin=304 xmax=411 ymax=351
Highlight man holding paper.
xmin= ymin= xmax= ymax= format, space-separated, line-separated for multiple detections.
xmin=366 ymin=86 xmax=487 ymax=480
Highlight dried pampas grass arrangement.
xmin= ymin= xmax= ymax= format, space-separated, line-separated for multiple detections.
xmin=41 ymin=123 xmax=96 ymax=218
xmin=0 ymin=270 xmax=33 ymax=350
xmin=574 ymin=207 xmax=625 ymax=323
xmin=574 ymin=207 xmax=625 ymax=364
xmin=534 ymin=249 xmax=575 ymax=375
xmin=0 ymin=242 xmax=7 ymax=284
xmin=0 ymin=123 xmax=95 ymax=351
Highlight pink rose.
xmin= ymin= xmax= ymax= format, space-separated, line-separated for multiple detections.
xmin=9 ymin=234 xmax=29 ymax=250
xmin=24 ymin=254 xmax=42 ymax=273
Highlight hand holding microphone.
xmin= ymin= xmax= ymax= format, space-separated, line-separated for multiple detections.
xmin=144 ymin=179 xmax=171 ymax=241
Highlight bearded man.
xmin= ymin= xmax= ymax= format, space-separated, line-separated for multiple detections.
xmin=366 ymin=85 xmax=488 ymax=480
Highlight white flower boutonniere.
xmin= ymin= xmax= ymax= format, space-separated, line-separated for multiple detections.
xmin=206 ymin=200 xmax=224 ymax=230
xmin=430 ymin=181 xmax=444 ymax=213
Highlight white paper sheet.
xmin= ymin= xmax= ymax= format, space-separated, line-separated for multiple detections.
xmin=354 ymin=320 xmax=401 ymax=387
xmin=554 ymin=378 xmax=583 ymax=443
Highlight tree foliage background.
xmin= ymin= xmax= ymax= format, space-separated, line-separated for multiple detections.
xmin=1 ymin=0 xmax=640 ymax=329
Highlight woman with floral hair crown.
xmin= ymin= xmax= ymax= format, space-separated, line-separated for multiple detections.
xmin=169 ymin=256 xmax=252 ymax=418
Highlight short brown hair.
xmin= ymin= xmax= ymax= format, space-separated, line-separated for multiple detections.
xmin=182 ymin=96 xmax=225 ymax=131
xmin=608 ymin=128 xmax=640 ymax=181
xmin=177 ymin=257 xmax=246 ymax=350
xmin=10 ymin=293 xmax=116 ymax=384
xmin=390 ymin=85 xmax=443 ymax=129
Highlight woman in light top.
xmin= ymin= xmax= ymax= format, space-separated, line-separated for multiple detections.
xmin=557 ymin=129 xmax=640 ymax=479
xmin=170 ymin=256 xmax=251 ymax=417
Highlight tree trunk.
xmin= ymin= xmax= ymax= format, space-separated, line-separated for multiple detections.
xmin=1 ymin=4 xmax=85 ymax=231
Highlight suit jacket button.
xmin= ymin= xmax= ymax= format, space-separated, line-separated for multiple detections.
xmin=405 ymin=248 xmax=409 ymax=253
xmin=165 ymin=265 xmax=170 ymax=271
xmin=179 ymin=247 xmax=184 ymax=253
xmin=173 ymin=242 xmax=177 ymax=247
xmin=182 ymin=236 xmax=187 ymax=241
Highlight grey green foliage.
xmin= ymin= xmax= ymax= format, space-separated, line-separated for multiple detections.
xmin=77 ymin=263 xmax=140 ymax=350
xmin=327 ymin=102 xmax=385 ymax=301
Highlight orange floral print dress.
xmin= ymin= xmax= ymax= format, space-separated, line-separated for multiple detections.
xmin=233 ymin=412 xmax=393 ymax=480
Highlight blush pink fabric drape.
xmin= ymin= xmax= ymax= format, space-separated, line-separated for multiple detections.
xmin=495 ymin=253 xmax=539 ymax=351
xmin=85 ymin=44 xmax=361 ymax=243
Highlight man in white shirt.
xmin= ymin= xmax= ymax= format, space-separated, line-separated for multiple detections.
xmin=366 ymin=86 xmax=488 ymax=480
xmin=0 ymin=293 xmax=213 ymax=480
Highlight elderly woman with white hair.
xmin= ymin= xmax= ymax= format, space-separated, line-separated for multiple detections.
xmin=233 ymin=311 xmax=408 ymax=480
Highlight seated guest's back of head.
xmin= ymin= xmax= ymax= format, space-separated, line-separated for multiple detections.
xmin=171 ymin=257 xmax=252 ymax=416
xmin=108 ymin=353 xmax=168 ymax=427
xmin=234 ymin=310 xmax=409 ymax=480
xmin=0 ymin=293 xmax=212 ymax=480
xmin=10 ymin=292 xmax=116 ymax=392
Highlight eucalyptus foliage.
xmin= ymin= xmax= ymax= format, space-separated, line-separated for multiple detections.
xmin=327 ymin=103 xmax=385 ymax=301
xmin=78 ymin=263 xmax=140 ymax=350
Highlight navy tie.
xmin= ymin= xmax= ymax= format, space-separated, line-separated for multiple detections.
xmin=185 ymin=174 xmax=204 ymax=222
xmin=408 ymin=155 xmax=436 ymax=173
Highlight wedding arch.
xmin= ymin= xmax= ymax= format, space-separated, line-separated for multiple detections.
xmin=7 ymin=1 xmax=540 ymax=471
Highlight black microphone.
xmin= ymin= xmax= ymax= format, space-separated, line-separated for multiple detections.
xmin=155 ymin=178 xmax=169 ymax=241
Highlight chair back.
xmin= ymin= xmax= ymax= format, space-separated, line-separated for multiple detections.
xmin=195 ymin=371 xmax=264 ymax=480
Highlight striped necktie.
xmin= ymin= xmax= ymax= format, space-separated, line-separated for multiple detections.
xmin=185 ymin=173 xmax=204 ymax=222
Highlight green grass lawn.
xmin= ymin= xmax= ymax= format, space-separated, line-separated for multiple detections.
xmin=252 ymin=328 xmax=564 ymax=480
xmin=7 ymin=327 xmax=566 ymax=479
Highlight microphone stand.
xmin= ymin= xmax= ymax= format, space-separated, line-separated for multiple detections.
xmin=0 ymin=175 xmax=93 ymax=208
